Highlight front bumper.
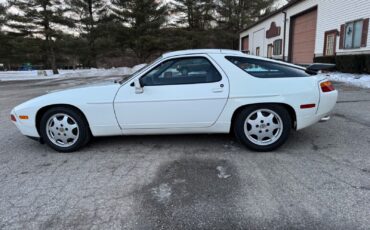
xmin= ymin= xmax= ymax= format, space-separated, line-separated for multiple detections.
xmin=10 ymin=109 xmax=40 ymax=138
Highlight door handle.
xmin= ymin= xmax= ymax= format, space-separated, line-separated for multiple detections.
xmin=212 ymin=88 xmax=223 ymax=93
xmin=212 ymin=84 xmax=224 ymax=93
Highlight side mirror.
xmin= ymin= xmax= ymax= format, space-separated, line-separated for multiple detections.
xmin=134 ymin=78 xmax=143 ymax=94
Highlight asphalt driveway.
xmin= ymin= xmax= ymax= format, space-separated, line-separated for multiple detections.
xmin=0 ymin=77 xmax=369 ymax=229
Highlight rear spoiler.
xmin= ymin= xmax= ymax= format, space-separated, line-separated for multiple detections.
xmin=306 ymin=63 xmax=336 ymax=73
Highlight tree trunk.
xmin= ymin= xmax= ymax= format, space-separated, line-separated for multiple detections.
xmin=43 ymin=2 xmax=58 ymax=75
xmin=87 ymin=0 xmax=97 ymax=68
xmin=88 ymin=36 xmax=97 ymax=68
xmin=47 ymin=37 xmax=58 ymax=74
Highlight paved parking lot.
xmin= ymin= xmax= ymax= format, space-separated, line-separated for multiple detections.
xmin=0 ymin=77 xmax=369 ymax=229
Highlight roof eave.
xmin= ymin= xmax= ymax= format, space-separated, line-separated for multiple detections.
xmin=239 ymin=0 xmax=304 ymax=34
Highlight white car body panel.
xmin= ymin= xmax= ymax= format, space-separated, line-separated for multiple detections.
xmin=12 ymin=83 xmax=122 ymax=137
xmin=114 ymin=54 xmax=229 ymax=130
xmin=11 ymin=49 xmax=338 ymax=140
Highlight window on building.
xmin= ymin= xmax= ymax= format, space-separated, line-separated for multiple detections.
xmin=324 ymin=31 xmax=337 ymax=56
xmin=344 ymin=20 xmax=363 ymax=49
xmin=241 ymin=36 xmax=249 ymax=53
xmin=267 ymin=44 xmax=273 ymax=58
xmin=273 ymin=39 xmax=282 ymax=55
xmin=256 ymin=47 xmax=260 ymax=56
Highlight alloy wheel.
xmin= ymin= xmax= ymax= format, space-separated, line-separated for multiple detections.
xmin=46 ymin=113 xmax=79 ymax=148
xmin=243 ymin=109 xmax=283 ymax=146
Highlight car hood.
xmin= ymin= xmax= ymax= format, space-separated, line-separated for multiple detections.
xmin=46 ymin=80 xmax=123 ymax=94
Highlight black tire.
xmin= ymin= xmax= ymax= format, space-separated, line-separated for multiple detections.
xmin=40 ymin=107 xmax=91 ymax=152
xmin=233 ymin=104 xmax=291 ymax=152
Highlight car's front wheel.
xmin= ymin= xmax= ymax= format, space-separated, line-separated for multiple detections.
xmin=234 ymin=105 xmax=291 ymax=151
xmin=40 ymin=107 xmax=91 ymax=152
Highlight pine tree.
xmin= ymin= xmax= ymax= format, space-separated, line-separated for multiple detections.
xmin=110 ymin=0 xmax=168 ymax=62
xmin=66 ymin=0 xmax=108 ymax=67
xmin=0 ymin=3 xmax=9 ymax=68
xmin=0 ymin=3 xmax=5 ymax=27
xmin=217 ymin=0 xmax=275 ymax=32
xmin=7 ymin=0 xmax=74 ymax=74
xmin=172 ymin=0 xmax=215 ymax=30
xmin=215 ymin=0 xmax=275 ymax=48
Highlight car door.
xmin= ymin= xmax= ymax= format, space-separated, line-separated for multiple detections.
xmin=114 ymin=55 xmax=229 ymax=129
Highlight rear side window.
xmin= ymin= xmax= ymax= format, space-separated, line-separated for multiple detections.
xmin=141 ymin=57 xmax=222 ymax=86
xmin=225 ymin=56 xmax=312 ymax=78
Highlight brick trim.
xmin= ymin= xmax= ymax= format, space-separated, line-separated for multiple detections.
xmin=266 ymin=22 xmax=281 ymax=39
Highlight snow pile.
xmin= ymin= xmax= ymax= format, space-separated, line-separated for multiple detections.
xmin=2 ymin=65 xmax=369 ymax=89
xmin=319 ymin=72 xmax=370 ymax=89
xmin=0 ymin=64 xmax=146 ymax=81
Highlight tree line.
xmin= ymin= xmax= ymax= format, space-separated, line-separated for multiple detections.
xmin=0 ymin=0 xmax=275 ymax=73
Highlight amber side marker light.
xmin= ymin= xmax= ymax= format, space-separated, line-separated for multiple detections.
xmin=10 ymin=114 xmax=16 ymax=122
xmin=320 ymin=81 xmax=335 ymax=92
xmin=19 ymin=115 xmax=29 ymax=120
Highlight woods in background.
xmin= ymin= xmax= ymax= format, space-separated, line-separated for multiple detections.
xmin=0 ymin=0 xmax=276 ymax=71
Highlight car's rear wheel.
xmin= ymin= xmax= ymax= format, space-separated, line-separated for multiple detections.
xmin=40 ymin=107 xmax=90 ymax=152
xmin=234 ymin=105 xmax=291 ymax=151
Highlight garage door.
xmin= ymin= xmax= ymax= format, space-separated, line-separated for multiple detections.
xmin=291 ymin=9 xmax=317 ymax=64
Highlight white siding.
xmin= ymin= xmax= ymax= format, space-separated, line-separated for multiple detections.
xmin=240 ymin=0 xmax=370 ymax=61
xmin=316 ymin=0 xmax=370 ymax=56
xmin=240 ymin=13 xmax=284 ymax=58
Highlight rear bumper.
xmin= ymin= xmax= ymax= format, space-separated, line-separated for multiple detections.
xmin=296 ymin=90 xmax=338 ymax=130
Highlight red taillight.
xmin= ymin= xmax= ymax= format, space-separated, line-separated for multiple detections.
xmin=300 ymin=104 xmax=316 ymax=109
xmin=10 ymin=114 xmax=16 ymax=122
xmin=320 ymin=81 xmax=335 ymax=92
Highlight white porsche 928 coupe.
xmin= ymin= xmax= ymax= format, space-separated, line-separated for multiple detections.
xmin=11 ymin=49 xmax=338 ymax=152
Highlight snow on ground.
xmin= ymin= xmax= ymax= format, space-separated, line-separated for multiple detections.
xmin=1 ymin=66 xmax=369 ymax=89
xmin=319 ymin=72 xmax=370 ymax=89
xmin=0 ymin=64 xmax=146 ymax=82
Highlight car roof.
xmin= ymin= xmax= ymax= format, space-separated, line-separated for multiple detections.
xmin=162 ymin=49 xmax=243 ymax=58
xmin=161 ymin=49 xmax=306 ymax=71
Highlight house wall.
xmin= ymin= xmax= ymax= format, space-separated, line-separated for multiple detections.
xmin=316 ymin=0 xmax=370 ymax=56
xmin=240 ymin=13 xmax=285 ymax=59
xmin=240 ymin=0 xmax=370 ymax=62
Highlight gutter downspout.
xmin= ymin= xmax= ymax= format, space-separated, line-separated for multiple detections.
xmin=283 ymin=11 xmax=287 ymax=62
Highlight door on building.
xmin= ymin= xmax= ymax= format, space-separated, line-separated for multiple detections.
xmin=290 ymin=8 xmax=318 ymax=64
xmin=253 ymin=29 xmax=265 ymax=56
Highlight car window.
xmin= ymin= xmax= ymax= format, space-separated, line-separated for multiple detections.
xmin=225 ymin=56 xmax=312 ymax=78
xmin=141 ymin=57 xmax=222 ymax=86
